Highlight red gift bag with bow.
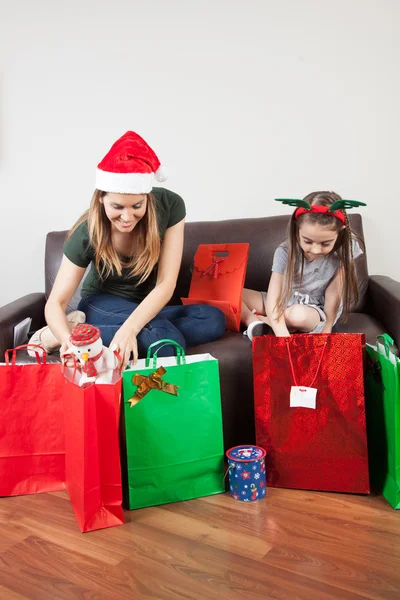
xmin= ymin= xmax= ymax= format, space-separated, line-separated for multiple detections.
xmin=181 ymin=243 xmax=249 ymax=331
xmin=0 ymin=345 xmax=65 ymax=496
xmin=62 ymin=362 xmax=124 ymax=532
xmin=253 ymin=333 xmax=370 ymax=493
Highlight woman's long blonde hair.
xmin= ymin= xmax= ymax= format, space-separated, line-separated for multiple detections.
xmin=276 ymin=191 xmax=364 ymax=322
xmin=68 ymin=189 xmax=161 ymax=284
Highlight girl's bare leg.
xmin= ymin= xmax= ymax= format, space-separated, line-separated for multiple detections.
xmin=241 ymin=289 xmax=266 ymax=327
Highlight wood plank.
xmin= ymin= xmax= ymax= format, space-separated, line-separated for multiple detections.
xmin=0 ymin=535 xmax=126 ymax=600
xmin=0 ymin=585 xmax=27 ymax=600
xmin=176 ymin=491 xmax=400 ymax=560
xmin=134 ymin=505 xmax=272 ymax=560
xmin=0 ymin=493 xmax=122 ymax=566
xmin=262 ymin=543 xmax=400 ymax=600
xmin=1 ymin=488 xmax=400 ymax=600
xmin=0 ymin=524 xmax=29 ymax=554
xmin=116 ymin=520 xmax=368 ymax=600
xmin=160 ymin=492 xmax=400 ymax=599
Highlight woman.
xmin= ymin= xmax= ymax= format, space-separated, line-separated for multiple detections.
xmin=32 ymin=131 xmax=226 ymax=365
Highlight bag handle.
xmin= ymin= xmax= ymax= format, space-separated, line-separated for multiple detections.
xmin=62 ymin=353 xmax=79 ymax=382
xmin=286 ymin=338 xmax=327 ymax=389
xmin=5 ymin=344 xmax=47 ymax=366
xmin=377 ymin=334 xmax=394 ymax=358
xmin=114 ymin=349 xmax=123 ymax=374
xmin=145 ymin=339 xmax=186 ymax=368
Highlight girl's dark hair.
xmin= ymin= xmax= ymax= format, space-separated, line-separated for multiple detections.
xmin=277 ymin=191 xmax=364 ymax=321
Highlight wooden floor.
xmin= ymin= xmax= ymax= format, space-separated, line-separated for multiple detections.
xmin=0 ymin=488 xmax=399 ymax=600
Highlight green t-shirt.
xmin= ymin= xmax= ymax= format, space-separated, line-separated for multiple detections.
xmin=64 ymin=187 xmax=186 ymax=302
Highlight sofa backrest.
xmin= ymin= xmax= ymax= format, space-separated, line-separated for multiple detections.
xmin=45 ymin=214 xmax=369 ymax=312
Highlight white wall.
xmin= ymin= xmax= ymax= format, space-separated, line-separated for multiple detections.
xmin=1 ymin=0 xmax=399 ymax=305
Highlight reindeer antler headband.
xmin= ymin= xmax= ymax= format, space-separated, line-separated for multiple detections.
xmin=275 ymin=198 xmax=366 ymax=224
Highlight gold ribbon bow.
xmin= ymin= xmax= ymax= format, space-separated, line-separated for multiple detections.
xmin=128 ymin=366 xmax=179 ymax=407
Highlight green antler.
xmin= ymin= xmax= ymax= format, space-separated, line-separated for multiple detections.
xmin=330 ymin=200 xmax=367 ymax=211
xmin=275 ymin=198 xmax=367 ymax=212
xmin=275 ymin=198 xmax=311 ymax=209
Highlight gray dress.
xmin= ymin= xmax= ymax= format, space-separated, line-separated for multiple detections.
xmin=261 ymin=240 xmax=363 ymax=333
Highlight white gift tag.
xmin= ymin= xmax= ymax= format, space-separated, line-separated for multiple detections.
xmin=290 ymin=386 xmax=317 ymax=409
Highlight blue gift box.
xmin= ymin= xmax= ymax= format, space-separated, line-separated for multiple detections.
xmin=226 ymin=445 xmax=266 ymax=502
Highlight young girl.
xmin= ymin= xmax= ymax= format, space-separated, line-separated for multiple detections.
xmin=30 ymin=131 xmax=226 ymax=365
xmin=241 ymin=191 xmax=365 ymax=340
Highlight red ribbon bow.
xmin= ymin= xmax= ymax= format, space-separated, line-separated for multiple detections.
xmin=201 ymin=257 xmax=224 ymax=279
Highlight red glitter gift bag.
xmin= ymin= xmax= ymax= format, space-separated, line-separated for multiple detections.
xmin=253 ymin=333 xmax=369 ymax=493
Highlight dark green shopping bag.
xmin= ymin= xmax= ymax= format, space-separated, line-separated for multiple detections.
xmin=122 ymin=339 xmax=225 ymax=509
xmin=366 ymin=335 xmax=400 ymax=509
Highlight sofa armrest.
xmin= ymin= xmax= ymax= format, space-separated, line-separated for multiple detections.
xmin=367 ymin=276 xmax=400 ymax=348
xmin=0 ymin=293 xmax=46 ymax=357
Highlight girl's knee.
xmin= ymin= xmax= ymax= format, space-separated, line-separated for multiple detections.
xmin=285 ymin=305 xmax=310 ymax=329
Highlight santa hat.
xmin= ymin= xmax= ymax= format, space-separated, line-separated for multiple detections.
xmin=70 ymin=324 xmax=101 ymax=347
xmin=95 ymin=131 xmax=167 ymax=194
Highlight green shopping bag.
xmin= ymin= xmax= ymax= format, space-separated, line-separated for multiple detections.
xmin=122 ymin=339 xmax=225 ymax=509
xmin=366 ymin=334 xmax=400 ymax=508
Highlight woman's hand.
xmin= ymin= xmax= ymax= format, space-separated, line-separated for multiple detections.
xmin=110 ymin=323 xmax=139 ymax=369
xmin=60 ymin=339 xmax=79 ymax=368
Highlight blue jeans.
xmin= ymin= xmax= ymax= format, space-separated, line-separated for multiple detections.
xmin=77 ymin=293 xmax=226 ymax=358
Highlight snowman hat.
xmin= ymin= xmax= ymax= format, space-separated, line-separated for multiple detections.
xmin=95 ymin=131 xmax=168 ymax=194
xmin=70 ymin=324 xmax=101 ymax=347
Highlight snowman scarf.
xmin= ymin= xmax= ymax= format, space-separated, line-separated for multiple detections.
xmin=82 ymin=350 xmax=103 ymax=377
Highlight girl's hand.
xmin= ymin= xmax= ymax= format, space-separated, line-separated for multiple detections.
xmin=321 ymin=325 xmax=333 ymax=334
xmin=273 ymin=323 xmax=291 ymax=337
xmin=110 ymin=324 xmax=138 ymax=369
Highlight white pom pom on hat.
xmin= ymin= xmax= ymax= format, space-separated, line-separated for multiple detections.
xmin=154 ymin=164 xmax=168 ymax=182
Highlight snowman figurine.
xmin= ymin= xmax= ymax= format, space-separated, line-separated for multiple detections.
xmin=68 ymin=324 xmax=119 ymax=387
xmin=238 ymin=448 xmax=252 ymax=459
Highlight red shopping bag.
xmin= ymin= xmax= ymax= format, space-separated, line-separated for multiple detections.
xmin=181 ymin=243 xmax=249 ymax=331
xmin=63 ymin=364 xmax=124 ymax=532
xmin=253 ymin=333 xmax=369 ymax=493
xmin=0 ymin=345 xmax=65 ymax=496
